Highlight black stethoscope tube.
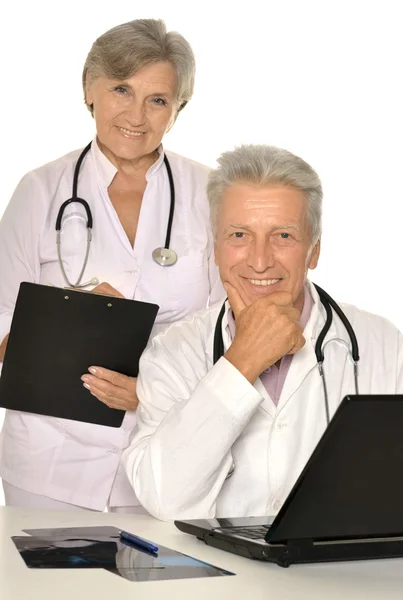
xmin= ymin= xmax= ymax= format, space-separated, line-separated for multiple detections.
xmin=55 ymin=142 xmax=177 ymax=288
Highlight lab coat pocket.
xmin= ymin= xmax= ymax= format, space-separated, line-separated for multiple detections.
xmin=3 ymin=411 xmax=65 ymax=456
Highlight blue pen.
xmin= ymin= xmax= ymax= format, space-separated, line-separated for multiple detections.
xmin=119 ymin=530 xmax=159 ymax=553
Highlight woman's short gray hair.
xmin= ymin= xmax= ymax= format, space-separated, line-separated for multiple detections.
xmin=82 ymin=19 xmax=195 ymax=115
xmin=207 ymin=145 xmax=323 ymax=244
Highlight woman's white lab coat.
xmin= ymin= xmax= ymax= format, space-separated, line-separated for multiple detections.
xmin=0 ymin=140 xmax=224 ymax=509
xmin=122 ymin=281 xmax=403 ymax=520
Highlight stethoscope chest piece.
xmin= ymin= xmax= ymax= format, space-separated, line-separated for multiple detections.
xmin=152 ymin=247 xmax=178 ymax=267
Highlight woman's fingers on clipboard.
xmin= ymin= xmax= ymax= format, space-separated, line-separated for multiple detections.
xmin=91 ymin=282 xmax=125 ymax=298
xmin=81 ymin=367 xmax=138 ymax=411
xmin=0 ymin=333 xmax=9 ymax=362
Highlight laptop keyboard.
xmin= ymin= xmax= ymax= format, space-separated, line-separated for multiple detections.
xmin=217 ymin=525 xmax=270 ymax=540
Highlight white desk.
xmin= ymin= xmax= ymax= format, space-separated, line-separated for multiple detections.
xmin=1 ymin=506 xmax=403 ymax=600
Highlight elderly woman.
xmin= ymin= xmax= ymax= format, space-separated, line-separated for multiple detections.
xmin=0 ymin=19 xmax=223 ymax=512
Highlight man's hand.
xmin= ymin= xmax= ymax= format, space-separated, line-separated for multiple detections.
xmin=224 ymin=283 xmax=305 ymax=383
xmin=81 ymin=367 xmax=138 ymax=411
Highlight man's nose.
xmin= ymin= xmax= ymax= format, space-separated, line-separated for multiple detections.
xmin=246 ymin=239 xmax=275 ymax=272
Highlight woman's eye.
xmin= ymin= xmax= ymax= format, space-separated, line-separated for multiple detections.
xmin=153 ymin=97 xmax=167 ymax=106
xmin=280 ymin=232 xmax=290 ymax=239
xmin=234 ymin=232 xmax=244 ymax=238
xmin=114 ymin=86 xmax=128 ymax=95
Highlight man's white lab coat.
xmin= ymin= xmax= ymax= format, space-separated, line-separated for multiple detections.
xmin=122 ymin=281 xmax=403 ymax=520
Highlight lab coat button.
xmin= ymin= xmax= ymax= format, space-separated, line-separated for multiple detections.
xmin=272 ymin=500 xmax=282 ymax=511
xmin=275 ymin=422 xmax=286 ymax=431
xmin=109 ymin=447 xmax=118 ymax=455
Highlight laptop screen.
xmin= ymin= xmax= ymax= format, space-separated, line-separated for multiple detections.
xmin=268 ymin=395 xmax=403 ymax=544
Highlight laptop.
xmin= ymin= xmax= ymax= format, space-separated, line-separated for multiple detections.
xmin=175 ymin=395 xmax=403 ymax=567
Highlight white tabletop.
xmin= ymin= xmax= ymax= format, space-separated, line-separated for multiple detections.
xmin=1 ymin=506 xmax=403 ymax=600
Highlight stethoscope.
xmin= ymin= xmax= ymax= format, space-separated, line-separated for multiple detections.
xmin=55 ymin=141 xmax=178 ymax=289
xmin=213 ymin=283 xmax=360 ymax=479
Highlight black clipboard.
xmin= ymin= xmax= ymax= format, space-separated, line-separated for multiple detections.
xmin=0 ymin=282 xmax=159 ymax=427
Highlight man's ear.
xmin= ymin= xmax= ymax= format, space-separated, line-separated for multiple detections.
xmin=308 ymin=239 xmax=321 ymax=270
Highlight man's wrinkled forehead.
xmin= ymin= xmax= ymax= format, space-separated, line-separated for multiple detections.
xmin=217 ymin=182 xmax=310 ymax=227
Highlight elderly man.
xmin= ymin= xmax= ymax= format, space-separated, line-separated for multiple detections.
xmin=122 ymin=145 xmax=403 ymax=520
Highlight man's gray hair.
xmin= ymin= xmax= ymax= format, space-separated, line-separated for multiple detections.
xmin=82 ymin=19 xmax=195 ymax=115
xmin=207 ymin=145 xmax=323 ymax=244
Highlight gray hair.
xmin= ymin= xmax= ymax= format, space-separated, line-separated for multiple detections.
xmin=207 ymin=145 xmax=323 ymax=244
xmin=82 ymin=19 xmax=195 ymax=115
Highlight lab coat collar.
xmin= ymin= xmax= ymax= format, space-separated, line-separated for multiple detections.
xmin=90 ymin=137 xmax=165 ymax=187
xmin=306 ymin=280 xmax=342 ymax=344
xmin=91 ymin=137 xmax=117 ymax=187
xmin=145 ymin=145 xmax=165 ymax=180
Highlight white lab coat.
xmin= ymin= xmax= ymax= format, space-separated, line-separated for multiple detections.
xmin=0 ymin=139 xmax=224 ymax=509
xmin=122 ymin=280 xmax=403 ymax=520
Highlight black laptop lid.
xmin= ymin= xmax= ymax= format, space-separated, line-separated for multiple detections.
xmin=268 ymin=395 xmax=403 ymax=543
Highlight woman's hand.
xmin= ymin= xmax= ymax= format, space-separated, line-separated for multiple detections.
xmin=81 ymin=366 xmax=138 ymax=411
xmin=84 ymin=283 xmax=135 ymax=408
xmin=91 ymin=282 xmax=125 ymax=298
xmin=83 ymin=283 xmax=136 ymax=410
xmin=0 ymin=333 xmax=9 ymax=362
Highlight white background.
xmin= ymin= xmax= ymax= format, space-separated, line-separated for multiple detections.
xmin=0 ymin=0 xmax=402 ymax=505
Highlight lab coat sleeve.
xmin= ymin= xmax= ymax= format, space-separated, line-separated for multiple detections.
xmin=0 ymin=172 xmax=46 ymax=362
xmin=122 ymin=338 xmax=263 ymax=521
